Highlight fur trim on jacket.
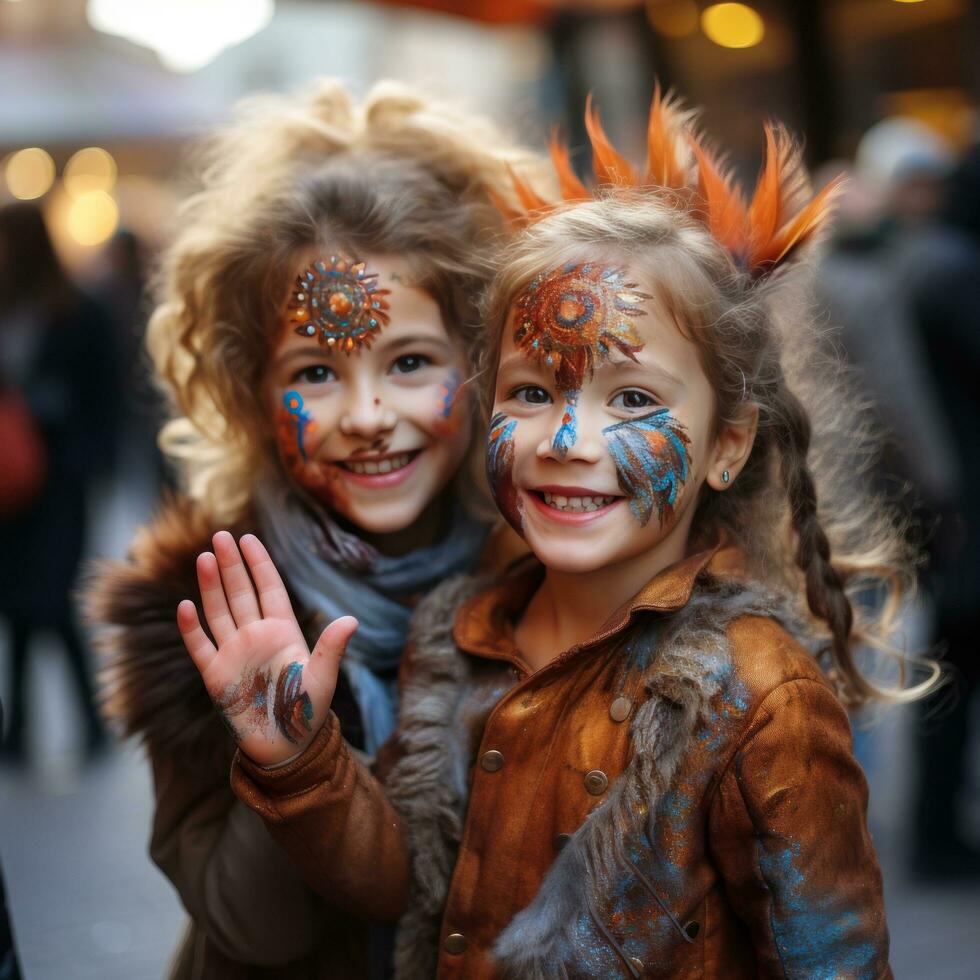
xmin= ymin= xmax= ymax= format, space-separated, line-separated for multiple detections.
xmin=84 ymin=496 xmax=247 ymax=761
xmin=385 ymin=569 xmax=816 ymax=979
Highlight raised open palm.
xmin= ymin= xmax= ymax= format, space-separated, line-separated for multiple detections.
xmin=177 ymin=531 xmax=358 ymax=767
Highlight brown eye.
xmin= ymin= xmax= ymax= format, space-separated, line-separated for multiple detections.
xmin=292 ymin=364 xmax=335 ymax=384
xmin=391 ymin=354 xmax=431 ymax=374
xmin=515 ymin=385 xmax=551 ymax=405
xmin=612 ymin=389 xmax=656 ymax=410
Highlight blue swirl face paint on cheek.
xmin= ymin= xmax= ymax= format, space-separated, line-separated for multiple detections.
xmin=552 ymin=390 xmax=580 ymax=457
xmin=487 ymin=411 xmax=523 ymax=533
xmin=602 ymin=407 xmax=691 ymax=526
xmin=282 ymin=389 xmax=313 ymax=461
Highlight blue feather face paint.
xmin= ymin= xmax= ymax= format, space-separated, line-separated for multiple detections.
xmin=603 ymin=408 xmax=691 ymax=526
xmin=487 ymin=411 xmax=523 ymax=532
xmin=552 ymin=391 xmax=580 ymax=458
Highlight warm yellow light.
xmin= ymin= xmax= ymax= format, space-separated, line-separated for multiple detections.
xmin=4 ymin=148 xmax=56 ymax=200
xmin=646 ymin=0 xmax=700 ymax=38
xmin=892 ymin=1 xmax=927 ymax=4
xmin=66 ymin=190 xmax=119 ymax=246
xmin=64 ymin=147 xmax=117 ymax=197
xmin=701 ymin=3 xmax=765 ymax=49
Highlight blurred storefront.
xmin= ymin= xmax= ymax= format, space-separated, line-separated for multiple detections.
xmin=1 ymin=0 xmax=977 ymax=271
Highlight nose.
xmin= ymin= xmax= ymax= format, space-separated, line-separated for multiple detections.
xmin=339 ymin=377 xmax=397 ymax=439
xmin=535 ymin=395 xmax=605 ymax=464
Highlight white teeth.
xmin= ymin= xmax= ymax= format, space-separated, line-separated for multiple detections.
xmin=541 ymin=492 xmax=617 ymax=513
xmin=345 ymin=453 xmax=412 ymax=475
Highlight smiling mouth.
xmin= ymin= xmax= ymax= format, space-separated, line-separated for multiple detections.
xmin=537 ymin=490 xmax=620 ymax=513
xmin=338 ymin=451 xmax=419 ymax=475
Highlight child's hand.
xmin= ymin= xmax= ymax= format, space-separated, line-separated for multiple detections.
xmin=177 ymin=531 xmax=358 ymax=768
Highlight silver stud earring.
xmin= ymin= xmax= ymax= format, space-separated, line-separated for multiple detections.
xmin=721 ymin=470 xmax=730 ymax=484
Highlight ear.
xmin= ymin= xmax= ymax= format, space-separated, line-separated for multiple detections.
xmin=706 ymin=404 xmax=758 ymax=492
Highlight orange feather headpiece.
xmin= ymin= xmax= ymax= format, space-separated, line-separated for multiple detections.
xmin=507 ymin=86 xmax=842 ymax=281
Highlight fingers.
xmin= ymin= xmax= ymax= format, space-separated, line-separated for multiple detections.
xmin=177 ymin=599 xmax=218 ymax=674
xmin=197 ymin=552 xmax=237 ymax=646
xmin=212 ymin=531 xmax=262 ymax=628
xmin=308 ymin=616 xmax=358 ymax=694
xmin=239 ymin=534 xmax=295 ymax=620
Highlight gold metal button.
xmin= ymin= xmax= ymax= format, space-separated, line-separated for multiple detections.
xmin=609 ymin=696 xmax=633 ymax=723
xmin=629 ymin=956 xmax=645 ymax=974
xmin=584 ymin=769 xmax=608 ymax=795
xmin=443 ymin=932 xmax=467 ymax=955
xmin=480 ymin=749 xmax=504 ymax=772
xmin=555 ymin=833 xmax=571 ymax=850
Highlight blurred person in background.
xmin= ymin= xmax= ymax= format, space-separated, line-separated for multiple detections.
xmin=815 ymin=121 xmax=959 ymax=789
xmin=93 ymin=228 xmax=169 ymax=496
xmin=0 ymin=201 xmax=118 ymax=764
xmin=906 ymin=139 xmax=980 ymax=880
xmin=86 ymin=80 xmax=543 ymax=980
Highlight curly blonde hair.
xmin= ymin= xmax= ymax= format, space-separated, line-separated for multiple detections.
xmin=148 ymin=78 xmax=549 ymax=525
xmin=482 ymin=194 xmax=936 ymax=708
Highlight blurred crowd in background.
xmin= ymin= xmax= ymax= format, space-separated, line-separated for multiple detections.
xmin=1 ymin=1 xmax=978 ymax=978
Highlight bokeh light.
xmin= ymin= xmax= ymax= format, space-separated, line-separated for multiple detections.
xmin=4 ymin=147 xmax=56 ymax=200
xmin=63 ymin=147 xmax=118 ymax=197
xmin=701 ymin=3 xmax=765 ymax=49
xmin=65 ymin=190 xmax=119 ymax=246
xmin=646 ymin=0 xmax=700 ymax=39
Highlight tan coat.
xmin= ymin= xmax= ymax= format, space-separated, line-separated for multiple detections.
xmin=233 ymin=546 xmax=892 ymax=978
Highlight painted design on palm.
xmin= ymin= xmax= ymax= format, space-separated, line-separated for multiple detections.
xmin=487 ymin=411 xmax=523 ymax=532
xmin=214 ymin=661 xmax=314 ymax=744
xmin=603 ymin=407 xmax=691 ymax=526
xmin=513 ymin=262 xmax=650 ymax=394
xmin=286 ymin=255 xmax=391 ymax=354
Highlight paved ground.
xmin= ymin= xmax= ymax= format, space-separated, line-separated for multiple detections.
xmin=1 ymin=471 xmax=978 ymax=978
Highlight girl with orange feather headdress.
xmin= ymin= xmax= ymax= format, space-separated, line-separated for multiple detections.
xmin=178 ymin=88 xmax=935 ymax=980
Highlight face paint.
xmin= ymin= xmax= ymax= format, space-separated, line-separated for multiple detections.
xmin=602 ymin=407 xmax=691 ymax=527
xmin=273 ymin=662 xmax=314 ymax=744
xmin=213 ymin=665 xmax=274 ymax=736
xmin=513 ymin=262 xmax=651 ymax=393
xmin=552 ymin=391 xmax=579 ymax=458
xmin=433 ymin=367 xmax=464 ymax=438
xmin=275 ymin=393 xmax=347 ymax=509
xmin=287 ymin=255 xmax=391 ymax=354
xmin=213 ymin=662 xmax=313 ymax=745
xmin=281 ymin=390 xmax=314 ymax=462
xmin=486 ymin=411 xmax=523 ymax=532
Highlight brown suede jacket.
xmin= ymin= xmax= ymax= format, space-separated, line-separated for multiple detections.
xmin=87 ymin=497 xmax=378 ymax=980
xmin=232 ymin=545 xmax=892 ymax=979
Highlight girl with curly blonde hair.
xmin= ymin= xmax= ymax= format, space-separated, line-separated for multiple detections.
xmin=88 ymin=79 xmax=543 ymax=979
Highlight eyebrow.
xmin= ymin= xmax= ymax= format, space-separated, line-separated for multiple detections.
xmin=379 ymin=333 xmax=455 ymax=353
xmin=598 ymin=357 xmax=683 ymax=389
xmin=274 ymin=345 xmax=330 ymax=367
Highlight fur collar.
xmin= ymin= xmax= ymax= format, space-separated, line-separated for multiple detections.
xmin=83 ymin=496 xmax=249 ymax=760
xmin=385 ymin=569 xmax=814 ymax=979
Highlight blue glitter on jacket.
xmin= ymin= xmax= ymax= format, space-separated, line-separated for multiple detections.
xmin=758 ymin=839 xmax=879 ymax=979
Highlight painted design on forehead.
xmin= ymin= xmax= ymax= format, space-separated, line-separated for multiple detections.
xmin=287 ymin=256 xmax=391 ymax=354
xmin=552 ymin=391 xmax=579 ymax=458
xmin=603 ymin=408 xmax=691 ymax=527
xmin=487 ymin=411 xmax=523 ymax=533
xmin=513 ymin=262 xmax=650 ymax=393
